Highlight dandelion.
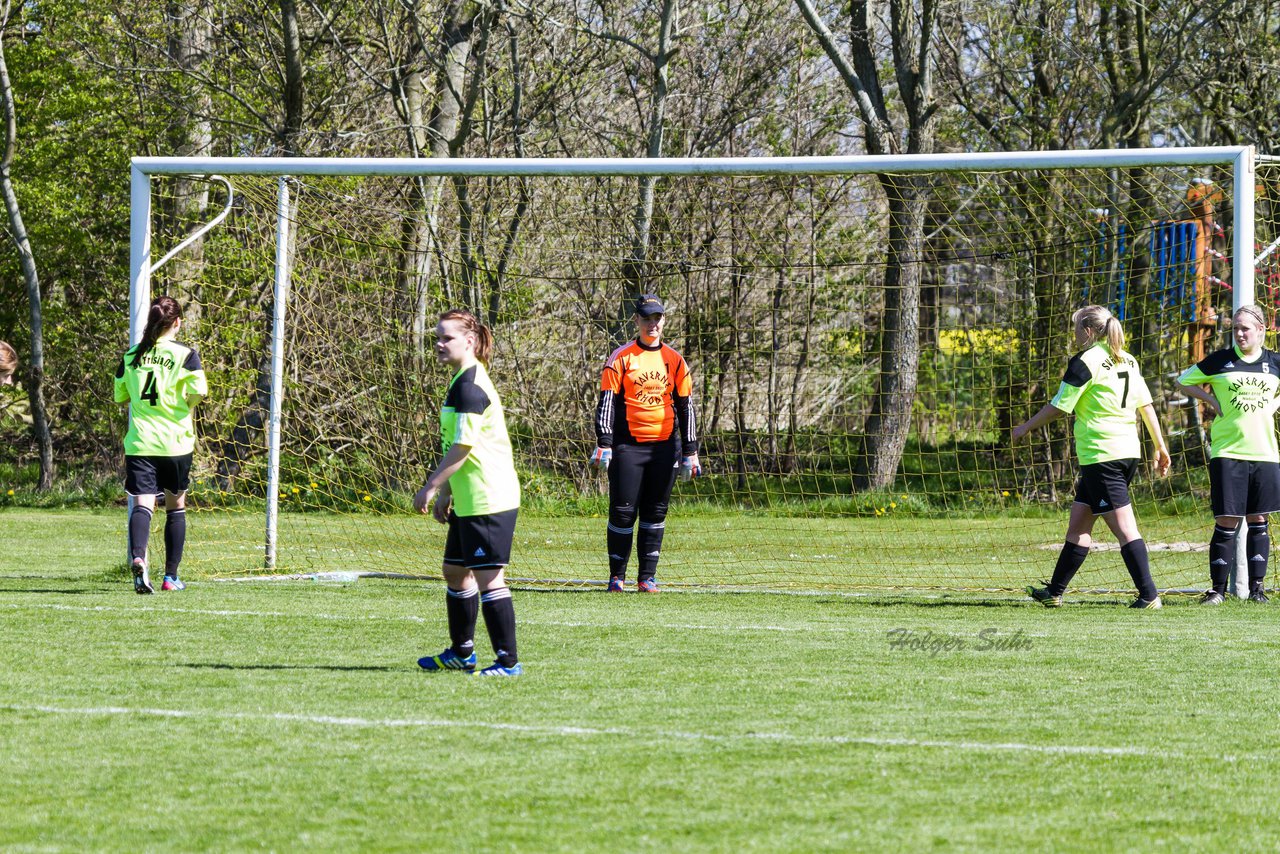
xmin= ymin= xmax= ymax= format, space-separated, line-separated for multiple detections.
xmin=5 ymin=489 xmax=12 ymax=496
xmin=291 ymin=487 xmax=300 ymax=494
xmin=889 ymin=501 xmax=897 ymax=509
xmin=309 ymin=482 xmax=318 ymax=489
xmin=901 ymin=494 xmax=908 ymax=500
xmin=1001 ymin=490 xmax=1010 ymax=498
xmin=363 ymin=494 xmax=372 ymax=502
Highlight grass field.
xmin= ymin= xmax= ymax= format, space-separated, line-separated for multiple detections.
xmin=4 ymin=508 xmax=1280 ymax=850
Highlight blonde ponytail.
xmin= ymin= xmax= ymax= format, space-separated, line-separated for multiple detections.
xmin=1072 ymin=305 xmax=1126 ymax=356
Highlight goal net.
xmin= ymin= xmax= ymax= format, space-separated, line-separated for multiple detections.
xmin=129 ymin=149 xmax=1276 ymax=594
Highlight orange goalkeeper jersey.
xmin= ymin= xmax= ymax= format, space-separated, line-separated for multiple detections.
xmin=596 ymin=339 xmax=697 ymax=451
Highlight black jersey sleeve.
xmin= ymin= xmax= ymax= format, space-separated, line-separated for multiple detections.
xmin=595 ymin=390 xmax=617 ymax=447
xmin=1060 ymin=352 xmax=1092 ymax=388
xmin=444 ymin=366 xmax=491 ymax=415
xmin=674 ymin=392 xmax=697 ymax=455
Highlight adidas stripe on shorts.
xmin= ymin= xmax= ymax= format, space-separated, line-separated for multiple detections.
xmin=1073 ymin=458 xmax=1138 ymax=514
xmin=1209 ymin=458 xmax=1280 ymax=518
xmin=444 ymin=508 xmax=518 ymax=568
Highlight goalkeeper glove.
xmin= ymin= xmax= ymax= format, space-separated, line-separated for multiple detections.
xmin=679 ymin=454 xmax=702 ymax=481
xmin=590 ymin=446 xmax=612 ymax=470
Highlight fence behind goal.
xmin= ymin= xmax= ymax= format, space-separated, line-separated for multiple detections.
xmin=128 ymin=149 xmax=1277 ymax=593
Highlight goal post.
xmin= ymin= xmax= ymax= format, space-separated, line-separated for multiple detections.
xmin=127 ymin=146 xmax=1271 ymax=593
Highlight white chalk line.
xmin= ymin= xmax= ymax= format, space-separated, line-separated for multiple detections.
xmin=0 ymin=703 xmax=1199 ymax=759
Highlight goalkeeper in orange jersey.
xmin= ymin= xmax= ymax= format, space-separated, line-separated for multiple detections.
xmin=114 ymin=297 xmax=208 ymax=594
xmin=591 ymin=294 xmax=700 ymax=592
xmin=1012 ymin=305 xmax=1171 ymax=608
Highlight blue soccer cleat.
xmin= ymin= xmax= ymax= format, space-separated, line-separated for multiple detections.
xmin=607 ymin=576 xmax=625 ymax=592
xmin=418 ymin=648 xmax=477 ymax=672
xmin=131 ymin=558 xmax=154 ymax=595
xmin=476 ymin=661 xmax=523 ymax=677
xmin=161 ymin=575 xmax=186 ymax=592
xmin=637 ymin=578 xmax=658 ymax=593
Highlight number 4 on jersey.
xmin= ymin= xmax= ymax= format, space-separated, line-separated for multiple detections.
xmin=140 ymin=371 xmax=160 ymax=406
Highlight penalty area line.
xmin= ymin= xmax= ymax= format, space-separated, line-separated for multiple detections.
xmin=0 ymin=703 xmax=1207 ymax=760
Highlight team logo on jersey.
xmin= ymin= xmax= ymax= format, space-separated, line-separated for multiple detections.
xmin=634 ymin=369 xmax=669 ymax=406
xmin=1229 ymin=376 xmax=1273 ymax=413
xmin=474 ymin=547 xmax=486 ymax=557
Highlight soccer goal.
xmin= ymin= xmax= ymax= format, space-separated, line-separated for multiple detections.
xmin=128 ymin=147 xmax=1279 ymax=594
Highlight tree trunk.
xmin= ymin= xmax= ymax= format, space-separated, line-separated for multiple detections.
xmin=618 ymin=0 xmax=678 ymax=338
xmin=0 ymin=2 xmax=53 ymax=489
xmin=166 ymin=0 xmax=213 ymax=325
xmin=853 ymin=174 xmax=926 ymax=489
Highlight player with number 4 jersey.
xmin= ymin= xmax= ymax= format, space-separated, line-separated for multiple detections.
xmin=114 ymin=296 xmax=207 ymax=594
xmin=1013 ymin=305 xmax=1170 ymax=609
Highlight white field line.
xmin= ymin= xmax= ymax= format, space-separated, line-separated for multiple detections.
xmin=0 ymin=703 xmax=1200 ymax=759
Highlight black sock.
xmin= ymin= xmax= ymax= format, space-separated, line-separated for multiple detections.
xmin=1046 ymin=542 xmax=1089 ymax=595
xmin=1120 ymin=539 xmax=1157 ymax=600
xmin=607 ymin=519 xmax=634 ymax=579
xmin=163 ymin=509 xmax=187 ymax=576
xmin=445 ymin=586 xmax=479 ymax=659
xmin=636 ymin=519 xmax=666 ymax=581
xmin=129 ymin=505 xmax=153 ymax=561
xmin=1210 ymin=524 xmax=1236 ymax=594
xmin=1247 ymin=521 xmax=1270 ymax=590
xmin=480 ymin=587 xmax=518 ymax=667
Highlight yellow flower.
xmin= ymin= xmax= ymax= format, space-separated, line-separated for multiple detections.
xmin=1002 ymin=490 xmax=1010 ymax=497
xmin=291 ymin=487 xmax=300 ymax=494
xmin=890 ymin=502 xmax=897 ymax=509
xmin=363 ymin=494 xmax=372 ymax=502
xmin=309 ymin=482 xmax=318 ymax=489
xmin=5 ymin=489 xmax=12 ymax=496
xmin=901 ymin=494 xmax=908 ymax=500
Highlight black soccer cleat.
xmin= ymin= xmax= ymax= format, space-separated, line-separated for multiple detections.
xmin=131 ymin=557 xmax=154 ymax=595
xmin=1128 ymin=596 xmax=1163 ymax=609
xmin=1026 ymin=584 xmax=1062 ymax=608
xmin=1200 ymin=590 xmax=1226 ymax=606
xmin=1248 ymin=588 xmax=1270 ymax=604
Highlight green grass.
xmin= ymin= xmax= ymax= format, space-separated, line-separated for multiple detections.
xmin=4 ymin=508 xmax=1280 ymax=850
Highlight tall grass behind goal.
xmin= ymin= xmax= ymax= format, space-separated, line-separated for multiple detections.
xmin=130 ymin=150 xmax=1268 ymax=592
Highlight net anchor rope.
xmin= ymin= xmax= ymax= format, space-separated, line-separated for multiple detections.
xmin=148 ymin=175 xmax=235 ymax=275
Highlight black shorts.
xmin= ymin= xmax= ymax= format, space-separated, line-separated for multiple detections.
xmin=1073 ymin=459 xmax=1138 ymax=514
xmin=1209 ymin=458 xmax=1280 ymax=517
xmin=125 ymin=453 xmax=193 ymax=497
xmin=444 ymin=508 xmax=518 ymax=569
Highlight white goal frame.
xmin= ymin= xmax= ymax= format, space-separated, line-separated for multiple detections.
xmin=129 ymin=146 xmax=1258 ymax=589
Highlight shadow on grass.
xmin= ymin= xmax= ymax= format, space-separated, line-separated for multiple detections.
xmin=176 ymin=662 xmax=407 ymax=673
xmin=0 ymin=583 xmax=115 ymax=595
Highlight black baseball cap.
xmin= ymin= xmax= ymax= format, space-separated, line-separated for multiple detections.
xmin=634 ymin=294 xmax=666 ymax=317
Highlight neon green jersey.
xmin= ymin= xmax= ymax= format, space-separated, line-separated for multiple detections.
xmin=1178 ymin=345 xmax=1280 ymax=461
xmin=1049 ymin=343 xmax=1152 ymax=465
xmin=440 ymin=362 xmax=520 ymax=516
xmin=114 ymin=339 xmax=208 ymax=456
